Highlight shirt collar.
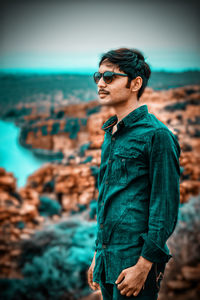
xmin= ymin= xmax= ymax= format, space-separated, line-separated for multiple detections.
xmin=101 ymin=104 xmax=148 ymax=132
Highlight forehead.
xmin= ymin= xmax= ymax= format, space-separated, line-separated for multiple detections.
xmin=98 ymin=62 xmax=120 ymax=72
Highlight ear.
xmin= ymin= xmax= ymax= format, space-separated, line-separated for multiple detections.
xmin=130 ymin=76 xmax=143 ymax=92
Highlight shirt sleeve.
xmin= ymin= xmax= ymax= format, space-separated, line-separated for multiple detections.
xmin=139 ymin=128 xmax=181 ymax=263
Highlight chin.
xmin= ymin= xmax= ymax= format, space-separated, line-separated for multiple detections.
xmin=98 ymin=95 xmax=113 ymax=105
xmin=99 ymin=99 xmax=113 ymax=106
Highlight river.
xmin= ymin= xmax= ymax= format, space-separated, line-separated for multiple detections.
xmin=0 ymin=120 xmax=51 ymax=187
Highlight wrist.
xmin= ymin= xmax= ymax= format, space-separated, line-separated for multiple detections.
xmin=137 ymin=256 xmax=153 ymax=271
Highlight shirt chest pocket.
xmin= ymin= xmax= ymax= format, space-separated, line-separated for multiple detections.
xmin=110 ymin=147 xmax=141 ymax=185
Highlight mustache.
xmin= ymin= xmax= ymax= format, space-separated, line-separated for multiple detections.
xmin=98 ymin=89 xmax=109 ymax=94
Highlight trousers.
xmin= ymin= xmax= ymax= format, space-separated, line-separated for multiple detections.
xmin=99 ymin=259 xmax=166 ymax=300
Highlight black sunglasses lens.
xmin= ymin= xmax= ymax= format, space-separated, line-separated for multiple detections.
xmin=94 ymin=72 xmax=101 ymax=83
xmin=103 ymin=71 xmax=113 ymax=83
xmin=93 ymin=71 xmax=114 ymax=84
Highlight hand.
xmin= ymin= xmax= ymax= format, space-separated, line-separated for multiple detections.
xmin=87 ymin=251 xmax=100 ymax=291
xmin=115 ymin=262 xmax=152 ymax=297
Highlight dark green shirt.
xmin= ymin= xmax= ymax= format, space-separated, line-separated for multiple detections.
xmin=93 ymin=104 xmax=181 ymax=284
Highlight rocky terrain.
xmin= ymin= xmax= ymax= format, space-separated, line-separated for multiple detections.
xmin=0 ymin=84 xmax=200 ymax=299
xmin=1 ymin=71 xmax=200 ymax=118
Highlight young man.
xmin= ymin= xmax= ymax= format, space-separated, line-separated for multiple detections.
xmin=87 ymin=48 xmax=181 ymax=300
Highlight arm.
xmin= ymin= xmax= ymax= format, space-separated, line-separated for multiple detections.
xmin=87 ymin=251 xmax=100 ymax=290
xmin=139 ymin=128 xmax=181 ymax=263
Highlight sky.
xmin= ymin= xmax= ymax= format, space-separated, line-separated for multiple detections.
xmin=0 ymin=0 xmax=200 ymax=73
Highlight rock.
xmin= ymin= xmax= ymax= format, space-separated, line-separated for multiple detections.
xmin=167 ymin=280 xmax=192 ymax=290
xmin=0 ymin=175 xmax=16 ymax=191
xmin=181 ymin=264 xmax=200 ymax=281
xmin=0 ymin=168 xmax=44 ymax=278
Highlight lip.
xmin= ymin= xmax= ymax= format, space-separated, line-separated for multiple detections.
xmin=99 ymin=92 xmax=109 ymax=95
xmin=99 ymin=93 xmax=109 ymax=98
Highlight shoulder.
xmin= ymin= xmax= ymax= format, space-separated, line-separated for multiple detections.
xmin=146 ymin=112 xmax=172 ymax=131
xmin=150 ymin=127 xmax=181 ymax=157
xmin=145 ymin=112 xmax=178 ymax=140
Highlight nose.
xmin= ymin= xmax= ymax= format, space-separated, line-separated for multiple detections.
xmin=97 ymin=76 xmax=107 ymax=88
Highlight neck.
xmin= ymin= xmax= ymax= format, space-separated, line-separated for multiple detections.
xmin=114 ymin=98 xmax=140 ymax=124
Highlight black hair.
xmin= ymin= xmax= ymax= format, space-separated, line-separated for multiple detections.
xmin=99 ymin=48 xmax=151 ymax=100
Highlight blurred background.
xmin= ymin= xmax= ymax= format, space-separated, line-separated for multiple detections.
xmin=0 ymin=0 xmax=200 ymax=299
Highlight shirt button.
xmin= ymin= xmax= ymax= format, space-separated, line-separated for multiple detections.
xmin=108 ymin=159 xmax=111 ymax=163
xmin=105 ymin=180 xmax=108 ymax=184
xmin=102 ymin=244 xmax=106 ymax=249
xmin=112 ymin=137 xmax=115 ymax=141
xmin=100 ymin=224 xmax=104 ymax=228
xmin=101 ymin=201 xmax=104 ymax=206
xmin=121 ymin=158 xmax=125 ymax=162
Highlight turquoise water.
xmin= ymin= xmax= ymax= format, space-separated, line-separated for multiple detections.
xmin=0 ymin=120 xmax=50 ymax=187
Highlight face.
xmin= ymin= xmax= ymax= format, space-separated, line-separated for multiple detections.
xmin=96 ymin=62 xmax=132 ymax=106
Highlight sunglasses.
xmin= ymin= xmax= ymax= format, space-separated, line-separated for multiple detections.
xmin=93 ymin=71 xmax=128 ymax=84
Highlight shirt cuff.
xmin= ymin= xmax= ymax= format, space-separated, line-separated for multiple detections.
xmin=139 ymin=233 xmax=172 ymax=263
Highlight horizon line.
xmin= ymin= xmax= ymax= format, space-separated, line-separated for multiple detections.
xmin=0 ymin=67 xmax=200 ymax=75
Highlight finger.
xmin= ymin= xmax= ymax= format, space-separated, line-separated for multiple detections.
xmin=88 ymin=271 xmax=95 ymax=290
xmin=92 ymin=282 xmax=98 ymax=288
xmin=117 ymin=280 xmax=126 ymax=291
xmin=126 ymin=289 xmax=134 ymax=297
xmin=93 ymin=282 xmax=100 ymax=290
xmin=89 ymin=269 xmax=93 ymax=280
xmin=134 ymin=284 xmax=143 ymax=297
xmin=133 ymin=290 xmax=139 ymax=297
xmin=117 ymin=283 xmax=124 ymax=291
xmin=88 ymin=280 xmax=95 ymax=290
xmin=116 ymin=276 xmax=126 ymax=290
xmin=88 ymin=278 xmax=94 ymax=289
xmin=89 ymin=281 xmax=97 ymax=291
xmin=93 ymin=282 xmax=100 ymax=289
xmin=115 ymin=271 xmax=125 ymax=284
xmin=120 ymin=288 xmax=127 ymax=296
xmin=88 ymin=272 xmax=92 ymax=285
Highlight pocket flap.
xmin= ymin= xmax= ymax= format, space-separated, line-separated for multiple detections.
xmin=114 ymin=146 xmax=140 ymax=158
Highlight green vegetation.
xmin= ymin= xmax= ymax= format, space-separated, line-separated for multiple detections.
xmin=0 ymin=219 xmax=97 ymax=300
